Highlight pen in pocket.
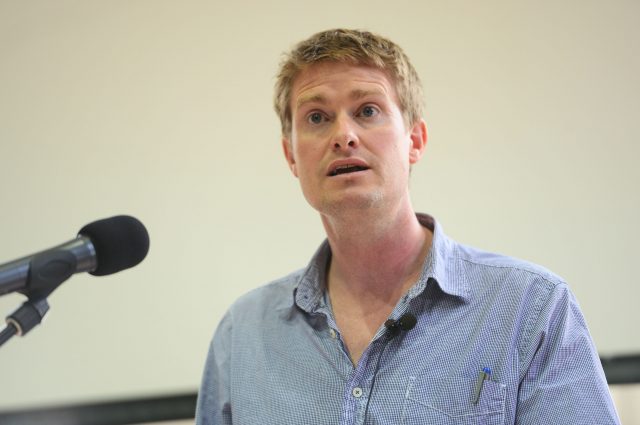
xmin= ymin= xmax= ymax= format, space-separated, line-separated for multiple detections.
xmin=472 ymin=367 xmax=492 ymax=405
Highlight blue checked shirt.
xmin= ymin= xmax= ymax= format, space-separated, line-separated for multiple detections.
xmin=196 ymin=214 xmax=620 ymax=424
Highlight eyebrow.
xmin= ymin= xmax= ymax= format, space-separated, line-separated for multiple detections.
xmin=350 ymin=88 xmax=385 ymax=101
xmin=295 ymin=88 xmax=386 ymax=110
xmin=295 ymin=94 xmax=327 ymax=110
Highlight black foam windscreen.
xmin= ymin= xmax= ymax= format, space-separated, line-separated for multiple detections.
xmin=397 ymin=313 xmax=417 ymax=331
xmin=79 ymin=215 xmax=150 ymax=276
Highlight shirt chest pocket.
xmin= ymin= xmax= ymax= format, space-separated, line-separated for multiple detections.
xmin=401 ymin=376 xmax=506 ymax=425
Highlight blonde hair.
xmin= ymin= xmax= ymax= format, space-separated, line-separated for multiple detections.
xmin=274 ymin=29 xmax=424 ymax=136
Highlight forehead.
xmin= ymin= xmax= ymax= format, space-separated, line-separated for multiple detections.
xmin=290 ymin=62 xmax=398 ymax=109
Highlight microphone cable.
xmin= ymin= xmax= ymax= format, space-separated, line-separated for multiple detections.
xmin=363 ymin=313 xmax=417 ymax=423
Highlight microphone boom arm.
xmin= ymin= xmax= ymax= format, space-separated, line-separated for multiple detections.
xmin=0 ymin=240 xmax=95 ymax=348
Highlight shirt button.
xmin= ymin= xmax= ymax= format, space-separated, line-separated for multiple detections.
xmin=352 ymin=387 xmax=363 ymax=398
xmin=329 ymin=329 xmax=337 ymax=339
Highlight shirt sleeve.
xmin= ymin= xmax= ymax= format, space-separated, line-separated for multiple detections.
xmin=516 ymin=283 xmax=620 ymax=424
xmin=195 ymin=311 xmax=233 ymax=425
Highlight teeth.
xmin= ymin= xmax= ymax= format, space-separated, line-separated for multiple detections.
xmin=330 ymin=164 xmax=367 ymax=176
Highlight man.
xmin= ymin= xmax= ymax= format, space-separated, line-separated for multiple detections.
xmin=196 ymin=29 xmax=619 ymax=424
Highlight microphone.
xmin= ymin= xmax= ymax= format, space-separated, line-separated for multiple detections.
xmin=384 ymin=312 xmax=417 ymax=336
xmin=0 ymin=215 xmax=150 ymax=299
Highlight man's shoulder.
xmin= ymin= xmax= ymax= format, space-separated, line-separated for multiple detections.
xmin=446 ymin=239 xmax=568 ymax=298
xmin=458 ymin=242 xmax=564 ymax=283
xmin=228 ymin=268 xmax=304 ymax=315
xmin=427 ymin=216 xmax=567 ymax=295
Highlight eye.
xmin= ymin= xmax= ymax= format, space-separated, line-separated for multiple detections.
xmin=359 ymin=105 xmax=379 ymax=118
xmin=307 ymin=112 xmax=325 ymax=124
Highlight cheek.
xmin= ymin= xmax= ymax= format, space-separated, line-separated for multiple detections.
xmin=373 ymin=129 xmax=412 ymax=157
xmin=293 ymin=140 xmax=323 ymax=175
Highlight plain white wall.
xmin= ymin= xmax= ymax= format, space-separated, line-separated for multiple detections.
xmin=1 ymin=0 xmax=638 ymax=410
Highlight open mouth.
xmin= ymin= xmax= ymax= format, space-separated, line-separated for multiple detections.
xmin=328 ymin=164 xmax=369 ymax=176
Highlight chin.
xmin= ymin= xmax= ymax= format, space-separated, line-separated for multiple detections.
xmin=317 ymin=191 xmax=385 ymax=215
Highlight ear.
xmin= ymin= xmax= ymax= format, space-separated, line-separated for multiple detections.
xmin=281 ymin=137 xmax=298 ymax=177
xmin=408 ymin=119 xmax=427 ymax=164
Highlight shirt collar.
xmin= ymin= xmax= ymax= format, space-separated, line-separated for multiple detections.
xmin=294 ymin=240 xmax=331 ymax=313
xmin=410 ymin=213 xmax=471 ymax=302
xmin=293 ymin=213 xmax=471 ymax=314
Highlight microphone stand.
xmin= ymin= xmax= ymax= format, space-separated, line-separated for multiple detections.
xmin=0 ymin=298 xmax=50 ymax=348
xmin=0 ymin=323 xmax=17 ymax=346
xmin=0 ymin=249 xmax=76 ymax=348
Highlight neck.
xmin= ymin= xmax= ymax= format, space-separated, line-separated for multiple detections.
xmin=322 ymin=202 xmax=432 ymax=306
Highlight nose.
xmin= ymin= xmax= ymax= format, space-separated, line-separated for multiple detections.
xmin=331 ymin=114 xmax=359 ymax=150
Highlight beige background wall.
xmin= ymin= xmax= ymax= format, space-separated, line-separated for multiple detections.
xmin=1 ymin=0 xmax=638 ymax=410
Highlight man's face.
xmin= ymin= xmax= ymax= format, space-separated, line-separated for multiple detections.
xmin=282 ymin=62 xmax=426 ymax=217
